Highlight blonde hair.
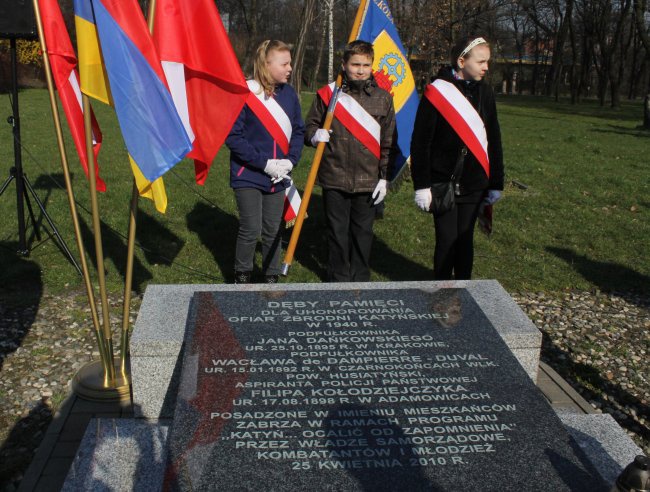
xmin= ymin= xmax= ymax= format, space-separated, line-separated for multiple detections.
xmin=253 ymin=40 xmax=291 ymax=96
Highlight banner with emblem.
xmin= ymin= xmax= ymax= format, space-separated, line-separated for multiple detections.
xmin=353 ymin=0 xmax=419 ymax=181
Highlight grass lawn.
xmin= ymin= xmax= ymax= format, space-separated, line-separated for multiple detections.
xmin=0 ymin=89 xmax=648 ymax=296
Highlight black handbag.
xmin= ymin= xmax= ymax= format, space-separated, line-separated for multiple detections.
xmin=429 ymin=147 xmax=467 ymax=215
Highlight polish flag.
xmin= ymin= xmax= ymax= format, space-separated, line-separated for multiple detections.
xmin=38 ymin=0 xmax=105 ymax=191
xmin=153 ymin=0 xmax=249 ymax=185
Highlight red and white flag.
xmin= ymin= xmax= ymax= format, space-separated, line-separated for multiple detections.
xmin=283 ymin=181 xmax=301 ymax=226
xmin=318 ymin=82 xmax=381 ymax=159
xmin=424 ymin=79 xmax=490 ymax=177
xmin=38 ymin=0 xmax=105 ymax=191
xmin=153 ymin=0 xmax=249 ymax=185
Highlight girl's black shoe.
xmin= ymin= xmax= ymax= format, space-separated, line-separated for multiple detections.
xmin=234 ymin=271 xmax=252 ymax=284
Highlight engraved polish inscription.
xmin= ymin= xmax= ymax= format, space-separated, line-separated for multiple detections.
xmin=166 ymin=289 xmax=605 ymax=491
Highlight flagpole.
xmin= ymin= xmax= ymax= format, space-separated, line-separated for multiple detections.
xmin=119 ymin=181 xmax=138 ymax=378
xmin=72 ymin=98 xmax=129 ymax=399
xmin=281 ymin=0 xmax=368 ymax=275
xmin=81 ymin=92 xmax=117 ymax=387
xmin=31 ymin=0 xmax=110 ymax=373
xmin=117 ymin=0 xmax=158 ymax=376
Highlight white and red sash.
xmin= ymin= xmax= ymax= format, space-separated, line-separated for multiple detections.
xmin=424 ymin=79 xmax=490 ymax=177
xmin=317 ymin=82 xmax=381 ymax=159
xmin=246 ymin=79 xmax=292 ymax=154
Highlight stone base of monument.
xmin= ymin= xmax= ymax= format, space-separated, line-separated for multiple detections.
xmin=62 ymin=281 xmax=644 ymax=491
xmin=130 ymin=281 xmax=543 ymax=420
xmin=63 ymin=413 xmax=642 ymax=491
xmin=62 ymin=420 xmax=169 ymax=491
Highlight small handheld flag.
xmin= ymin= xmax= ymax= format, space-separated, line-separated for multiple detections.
xmin=283 ymin=181 xmax=302 ymax=228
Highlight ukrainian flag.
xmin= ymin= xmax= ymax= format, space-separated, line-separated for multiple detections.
xmin=354 ymin=0 xmax=419 ymax=181
xmin=73 ymin=0 xmax=110 ymax=104
xmin=73 ymin=0 xmax=192 ymax=212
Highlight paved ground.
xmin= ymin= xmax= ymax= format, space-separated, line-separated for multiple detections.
xmin=17 ymin=396 xmax=132 ymax=492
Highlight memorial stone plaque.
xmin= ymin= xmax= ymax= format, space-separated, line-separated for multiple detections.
xmin=165 ymin=289 xmax=607 ymax=491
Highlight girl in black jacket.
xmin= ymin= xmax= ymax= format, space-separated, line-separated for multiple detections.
xmin=410 ymin=36 xmax=504 ymax=280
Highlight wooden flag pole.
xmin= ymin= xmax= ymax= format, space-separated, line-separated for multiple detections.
xmin=281 ymin=0 xmax=368 ymax=276
xmin=118 ymin=0 xmax=158 ymax=376
xmin=31 ymin=0 xmax=110 ymax=372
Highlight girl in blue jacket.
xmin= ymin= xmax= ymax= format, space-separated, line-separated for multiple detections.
xmin=225 ymin=40 xmax=304 ymax=283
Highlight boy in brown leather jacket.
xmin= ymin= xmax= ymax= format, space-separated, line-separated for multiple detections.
xmin=305 ymin=40 xmax=396 ymax=282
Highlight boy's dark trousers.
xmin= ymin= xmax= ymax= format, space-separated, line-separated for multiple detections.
xmin=322 ymin=188 xmax=375 ymax=282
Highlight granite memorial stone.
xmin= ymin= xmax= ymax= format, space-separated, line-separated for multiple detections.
xmin=165 ymin=288 xmax=608 ymax=491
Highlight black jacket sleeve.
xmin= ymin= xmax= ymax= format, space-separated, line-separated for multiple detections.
xmin=410 ymin=96 xmax=438 ymax=190
xmin=379 ymin=96 xmax=396 ymax=180
xmin=484 ymin=87 xmax=504 ymax=190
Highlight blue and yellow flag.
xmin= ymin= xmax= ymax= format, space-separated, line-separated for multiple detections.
xmin=354 ymin=0 xmax=418 ymax=181
xmin=73 ymin=0 xmax=110 ymax=104
xmin=72 ymin=0 xmax=191 ymax=213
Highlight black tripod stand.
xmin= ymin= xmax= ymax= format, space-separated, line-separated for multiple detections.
xmin=0 ymin=37 xmax=81 ymax=274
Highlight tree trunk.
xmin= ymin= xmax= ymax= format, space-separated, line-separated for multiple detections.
xmin=610 ymin=77 xmax=621 ymax=107
xmin=611 ymin=15 xmax=632 ymax=108
xmin=311 ymin=4 xmax=328 ymax=90
xmin=449 ymin=0 xmax=456 ymax=44
xmin=531 ymin=26 xmax=540 ymax=95
xmin=546 ymin=0 xmax=574 ymax=97
xmin=568 ymin=13 xmax=579 ymax=103
xmin=327 ymin=0 xmax=334 ymax=82
xmin=597 ymin=67 xmax=609 ymax=106
xmin=628 ymin=26 xmax=639 ymax=99
xmin=290 ymin=0 xmax=317 ymax=94
xmin=632 ymin=0 xmax=650 ymax=126
xmin=236 ymin=0 xmax=259 ymax=73
xmin=600 ymin=0 xmax=632 ymax=107
xmin=578 ymin=33 xmax=593 ymax=101
xmin=632 ymin=0 xmax=650 ymax=53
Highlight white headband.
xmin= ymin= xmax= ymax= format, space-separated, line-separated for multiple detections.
xmin=459 ymin=37 xmax=487 ymax=59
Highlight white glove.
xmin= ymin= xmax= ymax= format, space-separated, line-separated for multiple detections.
xmin=372 ymin=179 xmax=388 ymax=205
xmin=483 ymin=190 xmax=502 ymax=205
xmin=270 ymin=159 xmax=294 ymax=183
xmin=276 ymin=159 xmax=293 ymax=174
xmin=264 ymin=159 xmax=283 ymax=179
xmin=414 ymin=188 xmax=432 ymax=212
xmin=310 ymin=128 xmax=331 ymax=146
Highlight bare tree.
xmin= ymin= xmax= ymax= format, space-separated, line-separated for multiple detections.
xmin=311 ymin=4 xmax=328 ymax=89
xmin=327 ymin=0 xmax=334 ymax=82
xmin=210 ymin=0 xmax=650 ymax=106
xmin=291 ymin=0 xmax=317 ymax=93
xmin=632 ymin=0 xmax=650 ymax=126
